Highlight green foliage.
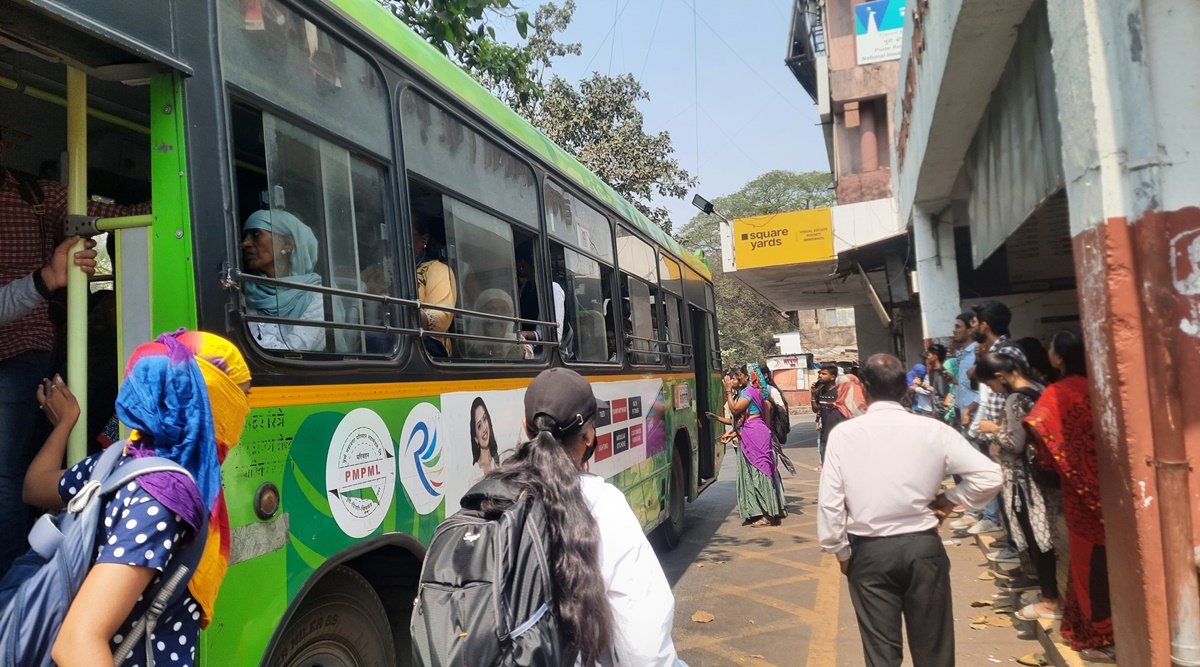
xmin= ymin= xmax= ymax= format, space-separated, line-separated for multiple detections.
xmin=532 ymin=73 xmax=694 ymax=234
xmin=385 ymin=0 xmax=540 ymax=105
xmin=676 ymin=170 xmax=835 ymax=365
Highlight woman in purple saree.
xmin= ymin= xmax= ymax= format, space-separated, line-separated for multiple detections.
xmin=724 ymin=364 xmax=784 ymax=526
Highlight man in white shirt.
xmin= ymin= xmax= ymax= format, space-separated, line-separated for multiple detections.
xmin=818 ymin=354 xmax=1002 ymax=667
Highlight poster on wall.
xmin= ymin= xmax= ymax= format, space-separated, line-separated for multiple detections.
xmin=440 ymin=378 xmax=667 ymax=515
xmin=855 ymin=0 xmax=906 ymax=65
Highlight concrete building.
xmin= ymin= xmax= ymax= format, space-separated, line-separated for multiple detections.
xmin=894 ymin=0 xmax=1200 ymax=663
xmin=724 ymin=0 xmax=1200 ymax=660
xmin=715 ymin=0 xmax=920 ymax=365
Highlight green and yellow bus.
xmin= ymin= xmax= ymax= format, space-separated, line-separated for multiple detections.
xmin=1 ymin=0 xmax=723 ymax=662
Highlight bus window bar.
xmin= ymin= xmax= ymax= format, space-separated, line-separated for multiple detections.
xmin=623 ymin=335 xmax=693 ymax=366
xmin=238 ymin=311 xmax=560 ymax=349
xmin=64 ymin=214 xmax=154 ymax=236
xmin=624 ymin=334 xmax=692 ymax=352
xmin=224 ymin=267 xmax=559 ymax=330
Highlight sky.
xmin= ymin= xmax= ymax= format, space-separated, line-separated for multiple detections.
xmin=496 ymin=0 xmax=830 ymax=232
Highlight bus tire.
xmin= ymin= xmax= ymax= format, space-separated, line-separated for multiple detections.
xmin=266 ymin=565 xmax=397 ymax=667
xmin=654 ymin=451 xmax=686 ymax=550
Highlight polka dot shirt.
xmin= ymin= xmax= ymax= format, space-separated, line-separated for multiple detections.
xmin=59 ymin=453 xmax=200 ymax=667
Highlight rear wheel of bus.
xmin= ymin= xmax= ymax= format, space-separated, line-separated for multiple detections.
xmin=655 ymin=450 xmax=687 ymax=550
xmin=266 ymin=566 xmax=396 ymax=667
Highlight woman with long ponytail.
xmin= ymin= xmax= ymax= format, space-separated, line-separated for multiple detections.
xmin=487 ymin=367 xmax=686 ymax=665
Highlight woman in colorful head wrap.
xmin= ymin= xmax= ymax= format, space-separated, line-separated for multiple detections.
xmin=241 ymin=209 xmax=327 ymax=351
xmin=17 ymin=330 xmax=251 ymax=666
xmin=724 ymin=362 xmax=783 ymax=527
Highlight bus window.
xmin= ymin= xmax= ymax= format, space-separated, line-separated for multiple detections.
xmin=545 ymin=180 xmax=614 ymax=264
xmin=550 ymin=243 xmax=613 ymax=363
xmin=400 ymin=90 xmax=541 ymax=361
xmin=622 ymin=275 xmax=661 ymax=365
xmin=218 ymin=0 xmax=387 ymax=151
xmin=616 ymin=226 xmax=656 ymax=283
xmin=399 ymin=90 xmax=537 ymax=225
xmin=231 ymin=105 xmax=397 ymax=356
xmin=663 ymin=293 xmax=686 ymax=365
xmin=659 ymin=254 xmax=682 ymax=297
xmin=440 ymin=194 xmax=531 ymax=361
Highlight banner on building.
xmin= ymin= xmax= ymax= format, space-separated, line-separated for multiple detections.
xmin=732 ymin=208 xmax=834 ymax=269
xmin=855 ymin=0 xmax=905 ymax=65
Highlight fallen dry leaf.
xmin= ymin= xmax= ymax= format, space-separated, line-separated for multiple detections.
xmin=1016 ymin=652 xmax=1049 ymax=666
xmin=969 ymin=623 xmax=988 ymax=631
xmin=987 ymin=616 xmax=1013 ymax=627
xmin=978 ymin=571 xmax=996 ymax=580
xmin=695 ymin=563 xmax=705 ymax=568
xmin=692 ymin=610 xmax=715 ymax=623
xmin=969 ymin=615 xmax=990 ymax=624
xmin=970 ymin=599 xmax=993 ymax=607
xmin=748 ymin=656 xmax=765 ymax=660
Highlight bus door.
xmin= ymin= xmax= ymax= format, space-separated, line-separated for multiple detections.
xmin=689 ymin=304 xmax=717 ymax=482
xmin=0 ymin=12 xmax=194 ymax=465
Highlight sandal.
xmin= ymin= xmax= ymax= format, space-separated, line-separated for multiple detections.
xmin=1015 ymin=601 xmax=1063 ymax=621
xmin=1079 ymin=647 xmax=1116 ymax=664
xmin=749 ymin=517 xmax=773 ymax=527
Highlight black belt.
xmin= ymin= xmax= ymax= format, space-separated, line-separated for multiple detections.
xmin=848 ymin=527 xmax=938 ymax=547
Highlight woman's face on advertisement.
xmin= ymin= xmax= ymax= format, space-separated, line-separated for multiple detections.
xmin=474 ymin=405 xmax=491 ymax=449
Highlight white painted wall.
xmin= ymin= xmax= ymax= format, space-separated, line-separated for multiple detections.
xmin=831 ymin=197 xmax=904 ymax=253
xmin=773 ymin=331 xmax=804 ymax=355
xmin=912 ymin=206 xmax=961 ymax=340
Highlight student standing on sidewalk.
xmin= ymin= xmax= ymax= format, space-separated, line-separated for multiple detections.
xmin=818 ymin=354 xmax=1002 ymax=667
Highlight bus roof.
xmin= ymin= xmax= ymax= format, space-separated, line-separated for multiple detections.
xmin=327 ymin=0 xmax=712 ymax=281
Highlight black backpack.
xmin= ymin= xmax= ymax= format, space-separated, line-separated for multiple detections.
xmin=411 ymin=478 xmax=574 ymax=666
xmin=768 ymin=391 xmax=791 ymax=444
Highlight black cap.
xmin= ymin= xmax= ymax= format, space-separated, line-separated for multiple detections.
xmin=524 ymin=368 xmax=604 ymax=438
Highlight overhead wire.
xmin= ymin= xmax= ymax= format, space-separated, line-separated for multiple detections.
xmin=638 ymin=0 xmax=667 ymax=81
xmin=675 ymin=0 xmax=820 ymax=125
xmin=578 ymin=0 xmax=636 ymax=79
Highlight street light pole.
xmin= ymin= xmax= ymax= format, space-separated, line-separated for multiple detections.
xmin=691 ymin=194 xmax=736 ymax=270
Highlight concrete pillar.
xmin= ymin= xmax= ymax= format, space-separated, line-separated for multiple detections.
xmin=1047 ymin=1 xmax=1200 ymax=664
xmin=911 ymin=206 xmax=961 ymax=342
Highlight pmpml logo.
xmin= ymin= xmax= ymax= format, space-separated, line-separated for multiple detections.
xmin=399 ymin=402 xmax=444 ymax=515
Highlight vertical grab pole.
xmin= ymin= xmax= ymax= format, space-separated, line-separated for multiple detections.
xmin=66 ymin=67 xmax=89 ymax=465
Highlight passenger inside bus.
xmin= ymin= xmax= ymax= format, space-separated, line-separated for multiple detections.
xmin=462 ymin=288 xmax=527 ymax=360
xmin=0 ymin=52 xmax=154 ymax=577
xmin=412 ymin=212 xmax=456 ymax=357
xmin=240 ymin=209 xmax=327 ymax=352
xmin=515 ymin=238 xmax=566 ymax=353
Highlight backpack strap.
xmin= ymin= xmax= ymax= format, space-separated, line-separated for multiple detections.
xmin=4 ymin=168 xmax=51 ymax=262
xmin=100 ymin=456 xmax=195 ymax=495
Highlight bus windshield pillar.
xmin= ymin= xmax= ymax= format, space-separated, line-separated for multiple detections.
xmin=66 ymin=67 xmax=89 ymax=465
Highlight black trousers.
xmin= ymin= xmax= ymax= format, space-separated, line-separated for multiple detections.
xmin=847 ymin=529 xmax=954 ymax=667
xmin=1011 ymin=494 xmax=1059 ymax=600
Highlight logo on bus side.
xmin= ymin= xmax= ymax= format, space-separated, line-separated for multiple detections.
xmin=326 ymin=408 xmax=396 ymax=539
xmin=399 ymin=401 xmax=444 ymax=515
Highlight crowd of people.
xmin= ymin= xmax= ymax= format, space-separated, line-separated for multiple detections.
xmin=816 ymin=300 xmax=1115 ymax=666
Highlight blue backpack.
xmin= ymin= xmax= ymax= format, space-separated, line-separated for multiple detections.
xmin=0 ymin=443 xmax=207 ymax=667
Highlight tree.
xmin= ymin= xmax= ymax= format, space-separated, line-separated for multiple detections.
xmin=385 ymin=0 xmax=540 ymax=105
xmin=533 ymin=73 xmax=694 ymax=233
xmin=676 ymin=170 xmax=836 ymax=365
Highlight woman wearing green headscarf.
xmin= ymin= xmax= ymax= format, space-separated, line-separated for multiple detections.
xmin=241 ymin=209 xmax=326 ymax=351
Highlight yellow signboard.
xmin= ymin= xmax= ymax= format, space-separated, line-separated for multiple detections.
xmin=732 ymin=208 xmax=834 ymax=269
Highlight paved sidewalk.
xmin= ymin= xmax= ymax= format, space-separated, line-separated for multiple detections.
xmin=661 ymin=420 xmax=1040 ymax=666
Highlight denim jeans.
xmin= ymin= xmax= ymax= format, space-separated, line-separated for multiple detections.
xmin=0 ymin=350 xmax=54 ymax=578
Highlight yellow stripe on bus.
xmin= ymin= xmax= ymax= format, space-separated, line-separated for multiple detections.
xmin=247 ymin=372 xmax=701 ymax=408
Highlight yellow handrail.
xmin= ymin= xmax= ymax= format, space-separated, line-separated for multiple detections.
xmin=0 ymin=75 xmax=150 ymax=136
xmin=66 ymin=68 xmax=89 ymax=465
